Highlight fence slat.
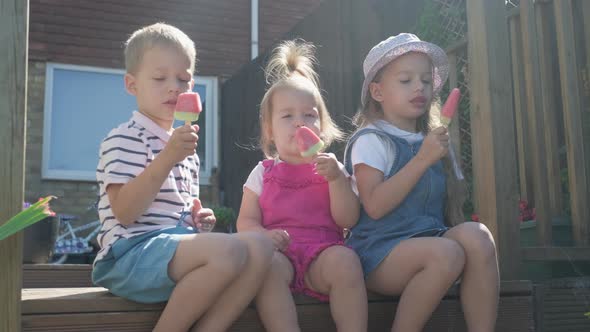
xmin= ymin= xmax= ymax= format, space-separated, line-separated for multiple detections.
xmin=0 ymin=0 xmax=28 ymax=330
xmin=520 ymin=0 xmax=553 ymax=245
xmin=553 ymin=0 xmax=590 ymax=246
xmin=509 ymin=16 xmax=535 ymax=204
xmin=535 ymin=2 xmax=564 ymax=218
xmin=465 ymin=0 xmax=520 ymax=279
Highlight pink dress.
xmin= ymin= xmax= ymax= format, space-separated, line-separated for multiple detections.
xmin=259 ymin=159 xmax=345 ymax=301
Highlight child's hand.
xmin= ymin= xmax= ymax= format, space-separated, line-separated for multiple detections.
xmin=416 ymin=126 xmax=449 ymax=166
xmin=314 ymin=153 xmax=345 ymax=182
xmin=265 ymin=229 xmax=290 ymax=251
xmin=191 ymin=198 xmax=216 ymax=230
xmin=163 ymin=124 xmax=199 ymax=163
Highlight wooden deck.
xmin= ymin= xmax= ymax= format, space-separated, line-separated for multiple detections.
xmin=22 ymin=281 xmax=533 ymax=332
xmin=23 ymin=264 xmax=93 ymax=288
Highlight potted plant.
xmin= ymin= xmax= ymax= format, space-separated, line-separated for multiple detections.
xmin=211 ymin=206 xmax=237 ymax=233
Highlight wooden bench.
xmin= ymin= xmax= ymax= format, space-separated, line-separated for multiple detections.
xmin=22 ymin=281 xmax=534 ymax=331
xmin=23 ymin=264 xmax=93 ymax=288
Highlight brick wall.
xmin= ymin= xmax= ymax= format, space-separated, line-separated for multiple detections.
xmin=29 ymin=0 xmax=323 ymax=78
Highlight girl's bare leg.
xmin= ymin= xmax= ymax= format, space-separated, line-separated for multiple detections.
xmin=444 ymin=222 xmax=499 ymax=332
xmin=366 ymin=237 xmax=465 ymax=332
xmin=254 ymin=251 xmax=300 ymax=332
xmin=305 ymin=245 xmax=368 ymax=332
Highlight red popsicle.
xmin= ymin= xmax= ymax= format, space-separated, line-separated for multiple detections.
xmin=174 ymin=92 xmax=202 ymax=125
xmin=440 ymin=88 xmax=461 ymax=126
xmin=295 ymin=126 xmax=324 ymax=157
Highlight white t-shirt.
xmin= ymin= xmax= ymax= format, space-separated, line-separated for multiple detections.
xmin=349 ymin=120 xmax=424 ymax=195
xmin=244 ymin=158 xmax=349 ymax=196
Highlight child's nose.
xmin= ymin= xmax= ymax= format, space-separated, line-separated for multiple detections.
xmin=169 ymin=81 xmax=184 ymax=93
xmin=294 ymin=116 xmax=305 ymax=127
xmin=415 ymin=81 xmax=425 ymax=92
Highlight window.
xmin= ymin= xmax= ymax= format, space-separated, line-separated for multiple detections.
xmin=42 ymin=63 xmax=219 ymax=184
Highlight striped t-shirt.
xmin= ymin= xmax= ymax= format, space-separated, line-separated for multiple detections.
xmin=94 ymin=111 xmax=200 ymax=263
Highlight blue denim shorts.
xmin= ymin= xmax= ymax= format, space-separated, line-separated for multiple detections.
xmin=92 ymin=226 xmax=196 ymax=303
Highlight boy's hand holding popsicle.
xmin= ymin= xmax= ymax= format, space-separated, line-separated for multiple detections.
xmin=163 ymin=92 xmax=203 ymax=164
xmin=295 ymin=126 xmax=343 ymax=182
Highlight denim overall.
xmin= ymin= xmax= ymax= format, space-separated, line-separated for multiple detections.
xmin=344 ymin=128 xmax=448 ymax=276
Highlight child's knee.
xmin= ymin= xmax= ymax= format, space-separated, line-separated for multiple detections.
xmin=268 ymin=253 xmax=294 ymax=284
xmin=324 ymin=247 xmax=364 ymax=282
xmin=240 ymin=232 xmax=275 ymax=261
xmin=210 ymin=238 xmax=249 ymax=276
xmin=457 ymin=223 xmax=497 ymax=261
xmin=429 ymin=240 xmax=465 ymax=277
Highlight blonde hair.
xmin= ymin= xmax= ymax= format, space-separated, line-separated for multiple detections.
xmin=259 ymin=39 xmax=343 ymax=158
xmin=124 ymin=23 xmax=196 ymax=75
xmin=353 ymin=56 xmax=467 ymax=226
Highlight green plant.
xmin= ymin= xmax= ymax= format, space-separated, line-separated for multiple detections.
xmin=0 ymin=196 xmax=56 ymax=241
xmin=212 ymin=206 xmax=237 ymax=233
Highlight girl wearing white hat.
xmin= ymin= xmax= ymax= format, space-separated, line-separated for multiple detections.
xmin=344 ymin=33 xmax=499 ymax=331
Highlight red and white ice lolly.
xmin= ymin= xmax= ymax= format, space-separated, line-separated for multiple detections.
xmin=440 ymin=88 xmax=461 ymax=127
xmin=174 ymin=92 xmax=202 ymax=125
xmin=295 ymin=126 xmax=324 ymax=157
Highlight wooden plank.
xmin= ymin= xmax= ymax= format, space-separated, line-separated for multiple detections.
xmin=553 ymin=0 xmax=590 ymax=246
xmin=21 ymin=284 xmax=533 ymax=332
xmin=0 ymin=0 xmax=29 ymax=331
xmin=23 ymin=264 xmax=93 ymax=288
xmin=509 ymin=15 xmax=535 ymax=203
xmin=535 ymin=2 xmax=565 ymax=218
xmin=22 ymin=296 xmax=534 ymax=332
xmin=535 ymin=277 xmax=590 ymax=332
xmin=465 ymin=0 xmax=521 ymax=279
xmin=22 ymin=281 xmax=532 ymax=315
xmin=521 ymin=246 xmax=590 ymax=261
xmin=520 ymin=0 xmax=553 ymax=245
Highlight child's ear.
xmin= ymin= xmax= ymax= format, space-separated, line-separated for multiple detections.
xmin=369 ymin=82 xmax=384 ymax=102
xmin=124 ymin=73 xmax=137 ymax=96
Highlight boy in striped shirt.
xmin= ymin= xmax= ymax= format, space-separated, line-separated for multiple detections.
xmin=92 ymin=23 xmax=273 ymax=332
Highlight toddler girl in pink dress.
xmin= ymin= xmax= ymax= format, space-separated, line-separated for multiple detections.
xmin=237 ymin=40 xmax=368 ymax=332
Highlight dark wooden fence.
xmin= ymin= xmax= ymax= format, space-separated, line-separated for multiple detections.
xmin=501 ymin=0 xmax=590 ymax=266
xmin=220 ymin=0 xmax=426 ymax=211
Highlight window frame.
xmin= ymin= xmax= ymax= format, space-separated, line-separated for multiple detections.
xmin=42 ymin=62 xmax=219 ymax=185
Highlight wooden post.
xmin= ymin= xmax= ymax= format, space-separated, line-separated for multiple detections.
xmin=465 ymin=0 xmax=521 ymax=279
xmin=554 ymin=0 xmax=590 ymax=246
xmin=0 ymin=0 xmax=28 ymax=331
xmin=508 ymin=15 xmax=535 ymax=205
xmin=520 ymin=0 xmax=553 ymax=246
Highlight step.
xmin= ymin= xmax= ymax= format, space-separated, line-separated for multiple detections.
xmin=22 ymin=281 xmax=534 ymax=332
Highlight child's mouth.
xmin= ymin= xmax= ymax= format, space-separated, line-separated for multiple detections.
xmin=410 ymin=96 xmax=427 ymax=107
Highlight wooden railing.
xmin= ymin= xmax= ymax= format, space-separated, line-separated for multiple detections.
xmin=510 ymin=0 xmax=590 ymax=261
xmin=461 ymin=0 xmax=589 ymax=278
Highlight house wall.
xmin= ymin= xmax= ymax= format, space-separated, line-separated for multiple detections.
xmin=29 ymin=0 xmax=322 ymax=77
xmin=25 ymin=0 xmax=322 ymax=220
